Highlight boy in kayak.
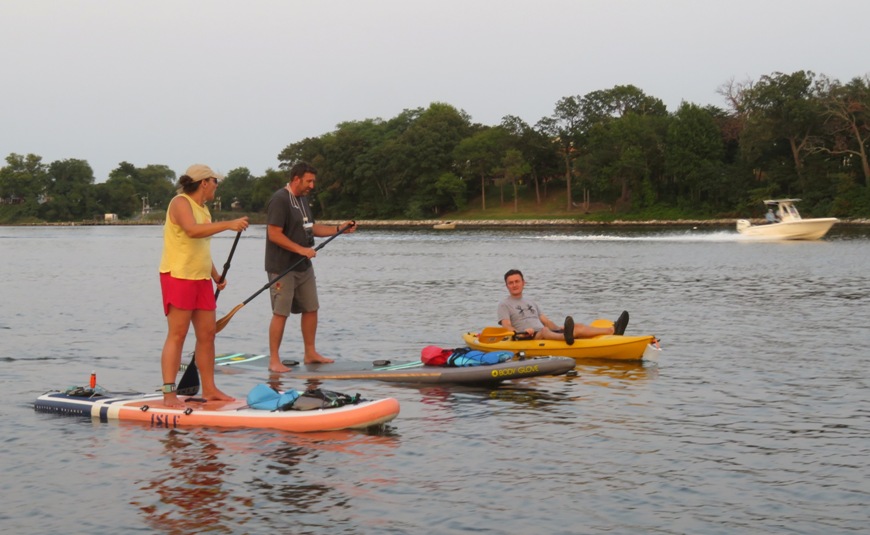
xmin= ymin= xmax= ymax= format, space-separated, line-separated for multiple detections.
xmin=497 ymin=269 xmax=627 ymax=345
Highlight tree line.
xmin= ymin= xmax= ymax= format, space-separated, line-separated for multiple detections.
xmin=2 ymin=70 xmax=868 ymax=224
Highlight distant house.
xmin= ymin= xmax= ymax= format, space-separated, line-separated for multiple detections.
xmin=1 ymin=194 xmax=25 ymax=205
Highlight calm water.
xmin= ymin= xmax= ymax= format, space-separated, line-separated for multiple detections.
xmin=1 ymin=224 xmax=868 ymax=534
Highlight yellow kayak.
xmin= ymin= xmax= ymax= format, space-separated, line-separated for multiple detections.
xmin=462 ymin=328 xmax=660 ymax=362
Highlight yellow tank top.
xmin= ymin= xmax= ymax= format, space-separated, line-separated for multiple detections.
xmin=158 ymin=194 xmax=212 ymax=280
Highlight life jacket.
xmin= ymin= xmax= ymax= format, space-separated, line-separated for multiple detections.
xmin=246 ymin=384 xmax=300 ymax=411
xmin=421 ymin=345 xmax=453 ymax=366
xmin=246 ymin=384 xmax=361 ymax=411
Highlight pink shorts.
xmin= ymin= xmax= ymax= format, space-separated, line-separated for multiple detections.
xmin=160 ymin=272 xmax=216 ymax=316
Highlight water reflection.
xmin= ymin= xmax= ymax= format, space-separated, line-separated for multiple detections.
xmin=133 ymin=424 xmax=400 ymax=534
xmin=571 ymin=359 xmax=660 ymax=384
xmin=135 ymin=430 xmax=240 ymax=534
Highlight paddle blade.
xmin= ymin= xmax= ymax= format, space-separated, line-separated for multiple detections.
xmin=216 ymin=303 xmax=245 ymax=333
xmin=176 ymin=355 xmax=200 ymax=396
xmin=477 ymin=326 xmax=515 ymax=343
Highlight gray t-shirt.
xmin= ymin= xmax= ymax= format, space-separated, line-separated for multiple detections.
xmin=497 ymin=295 xmax=545 ymax=332
xmin=265 ymin=188 xmax=314 ymax=274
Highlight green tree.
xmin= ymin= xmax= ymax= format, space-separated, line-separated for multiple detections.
xmin=579 ymin=86 xmax=668 ymax=209
xmin=219 ymin=167 xmax=257 ymax=212
xmin=250 ymin=168 xmax=287 ymax=213
xmin=318 ymin=119 xmax=391 ymax=218
xmin=0 ymin=153 xmax=50 ymax=219
xmin=814 ymin=74 xmax=870 ymax=187
xmin=501 ymin=115 xmax=559 ymax=204
xmin=665 ymin=103 xmax=726 ymax=208
xmin=42 ymin=159 xmax=98 ymax=221
xmin=740 ymin=71 xmax=823 ymax=193
xmin=453 ymin=126 xmax=510 ymax=211
xmin=501 ymin=148 xmax=531 ymax=213
xmin=543 ymin=96 xmax=584 ymax=210
xmin=93 ymin=162 xmax=144 ymax=217
xmin=433 ymin=172 xmax=467 ymax=214
xmin=137 ymin=164 xmax=176 ymax=216
xmin=393 ymin=103 xmax=473 ymax=218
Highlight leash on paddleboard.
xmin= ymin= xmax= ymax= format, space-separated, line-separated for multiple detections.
xmin=214 ymin=221 xmax=355 ymax=334
xmin=177 ymin=230 xmax=243 ymax=396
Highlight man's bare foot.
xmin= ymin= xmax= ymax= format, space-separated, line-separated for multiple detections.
xmin=201 ymin=389 xmax=235 ymax=402
xmin=269 ymin=359 xmax=292 ymax=373
xmin=163 ymin=393 xmax=186 ymax=409
xmin=304 ymin=352 xmax=334 ymax=364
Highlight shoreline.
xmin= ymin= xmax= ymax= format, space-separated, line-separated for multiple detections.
xmin=8 ymin=217 xmax=870 ymax=228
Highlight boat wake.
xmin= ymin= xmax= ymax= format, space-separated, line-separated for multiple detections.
xmin=540 ymin=231 xmax=778 ymax=243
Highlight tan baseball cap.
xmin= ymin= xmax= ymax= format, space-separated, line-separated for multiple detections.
xmin=185 ymin=164 xmax=224 ymax=182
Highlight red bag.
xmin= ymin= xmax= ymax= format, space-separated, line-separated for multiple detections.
xmin=420 ymin=345 xmax=453 ymax=366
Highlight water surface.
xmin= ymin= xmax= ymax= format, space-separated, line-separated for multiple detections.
xmin=1 ymin=225 xmax=868 ymax=534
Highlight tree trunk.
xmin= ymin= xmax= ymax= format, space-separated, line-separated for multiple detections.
xmin=564 ymin=152 xmax=572 ymax=211
xmin=850 ymin=121 xmax=870 ymax=186
xmin=480 ymin=175 xmax=486 ymax=210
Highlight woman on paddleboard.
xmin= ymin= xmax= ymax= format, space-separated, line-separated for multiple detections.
xmin=159 ymin=164 xmax=249 ymax=408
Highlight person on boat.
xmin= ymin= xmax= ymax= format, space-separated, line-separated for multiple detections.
xmin=766 ymin=208 xmax=778 ymax=224
xmin=265 ymin=161 xmax=357 ymax=372
xmin=497 ymin=269 xmax=621 ymax=345
xmin=159 ymin=164 xmax=250 ymax=408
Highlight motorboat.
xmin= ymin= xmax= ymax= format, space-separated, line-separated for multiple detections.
xmin=433 ymin=221 xmax=456 ymax=230
xmin=736 ymin=199 xmax=837 ymax=240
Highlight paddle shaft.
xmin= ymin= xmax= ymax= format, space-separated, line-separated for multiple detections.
xmin=249 ymin=223 xmax=351 ymax=305
xmin=215 ymin=222 xmax=354 ymax=332
xmin=214 ymin=231 xmax=242 ymax=299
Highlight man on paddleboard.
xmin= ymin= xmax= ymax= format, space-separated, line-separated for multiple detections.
xmin=265 ymin=162 xmax=356 ymax=372
xmin=497 ymin=269 xmax=623 ymax=345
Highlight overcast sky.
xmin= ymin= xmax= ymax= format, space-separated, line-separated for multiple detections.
xmin=2 ymin=0 xmax=868 ymax=182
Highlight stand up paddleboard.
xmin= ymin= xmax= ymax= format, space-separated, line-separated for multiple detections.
xmin=268 ymin=355 xmax=576 ymax=384
xmin=34 ymin=387 xmax=399 ymax=432
xmin=179 ymin=352 xmax=268 ymax=371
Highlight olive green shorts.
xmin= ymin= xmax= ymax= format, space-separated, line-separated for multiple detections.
xmin=268 ymin=267 xmax=319 ymax=316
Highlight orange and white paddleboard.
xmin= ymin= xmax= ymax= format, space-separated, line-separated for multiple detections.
xmin=34 ymin=390 xmax=399 ymax=432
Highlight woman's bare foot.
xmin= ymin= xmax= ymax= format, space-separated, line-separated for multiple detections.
xmin=304 ymin=351 xmax=334 ymax=364
xmin=201 ymin=388 xmax=235 ymax=402
xmin=163 ymin=393 xmax=186 ymax=409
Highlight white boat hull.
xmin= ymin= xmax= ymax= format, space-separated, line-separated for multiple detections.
xmin=736 ymin=218 xmax=837 ymax=240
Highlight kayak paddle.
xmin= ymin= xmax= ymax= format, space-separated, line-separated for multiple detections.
xmin=476 ymin=317 xmax=620 ymax=343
